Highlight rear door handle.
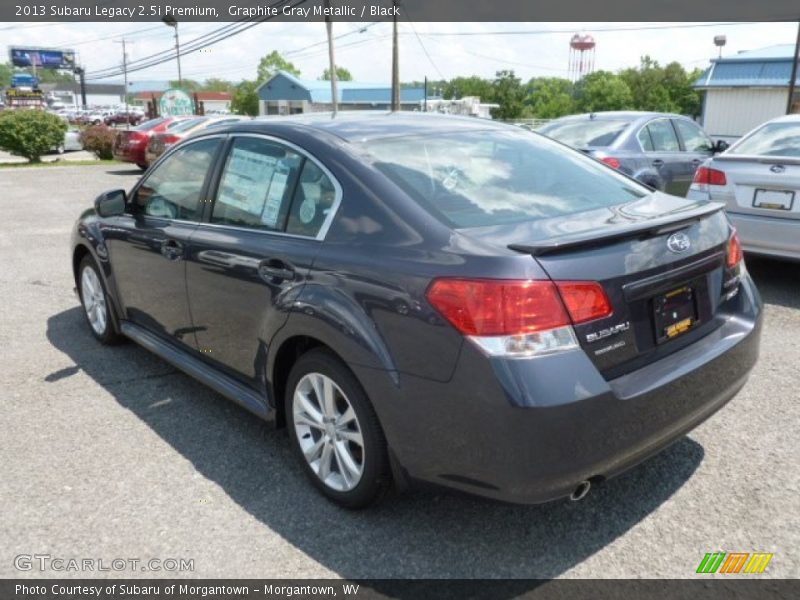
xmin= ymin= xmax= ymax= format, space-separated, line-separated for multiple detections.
xmin=258 ymin=259 xmax=295 ymax=282
xmin=160 ymin=239 xmax=183 ymax=260
xmin=652 ymin=159 xmax=664 ymax=168
xmin=691 ymin=159 xmax=702 ymax=166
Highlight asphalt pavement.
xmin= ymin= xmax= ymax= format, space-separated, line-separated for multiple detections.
xmin=0 ymin=164 xmax=797 ymax=580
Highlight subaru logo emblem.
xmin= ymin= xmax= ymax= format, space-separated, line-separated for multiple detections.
xmin=770 ymin=164 xmax=785 ymax=174
xmin=667 ymin=232 xmax=691 ymax=253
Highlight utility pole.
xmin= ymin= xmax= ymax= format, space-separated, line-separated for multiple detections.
xmin=73 ymin=66 xmax=87 ymax=109
xmin=115 ymin=38 xmax=130 ymax=128
xmin=424 ymin=76 xmax=427 ymax=112
xmin=324 ymin=0 xmax=338 ymax=116
xmin=787 ymin=21 xmax=800 ymax=115
xmin=391 ymin=1 xmax=400 ymax=111
xmin=163 ymin=16 xmax=182 ymax=88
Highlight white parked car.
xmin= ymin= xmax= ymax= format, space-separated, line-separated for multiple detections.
xmin=688 ymin=114 xmax=800 ymax=261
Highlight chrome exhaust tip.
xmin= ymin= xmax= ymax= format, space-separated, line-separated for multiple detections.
xmin=570 ymin=480 xmax=591 ymax=502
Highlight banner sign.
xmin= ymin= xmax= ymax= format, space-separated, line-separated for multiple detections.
xmin=9 ymin=47 xmax=76 ymax=70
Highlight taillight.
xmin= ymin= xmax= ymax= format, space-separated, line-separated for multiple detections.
xmin=555 ymin=281 xmax=613 ymax=323
xmin=162 ymin=134 xmax=180 ymax=145
xmin=426 ymin=278 xmax=612 ymax=356
xmin=693 ymin=166 xmax=727 ymax=186
xmin=601 ymin=157 xmax=621 ymax=169
xmin=727 ymin=229 xmax=743 ymax=268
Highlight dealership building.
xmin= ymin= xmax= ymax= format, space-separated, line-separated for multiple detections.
xmin=256 ymin=70 xmax=426 ymax=115
xmin=695 ymin=44 xmax=800 ymax=141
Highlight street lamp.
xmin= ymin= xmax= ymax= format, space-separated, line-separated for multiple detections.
xmin=162 ymin=16 xmax=182 ymax=88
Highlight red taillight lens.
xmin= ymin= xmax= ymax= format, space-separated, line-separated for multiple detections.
xmin=556 ymin=281 xmax=614 ymax=324
xmin=426 ymin=278 xmax=613 ymax=336
xmin=162 ymin=134 xmax=180 ymax=145
xmin=601 ymin=157 xmax=621 ymax=169
xmin=693 ymin=166 xmax=727 ymax=186
xmin=426 ymin=279 xmax=571 ymax=336
xmin=727 ymin=229 xmax=743 ymax=268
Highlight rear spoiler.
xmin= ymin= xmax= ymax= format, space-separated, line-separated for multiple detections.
xmin=508 ymin=202 xmax=725 ymax=257
xmin=712 ymin=154 xmax=800 ymax=166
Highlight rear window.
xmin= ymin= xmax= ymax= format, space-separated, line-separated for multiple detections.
xmin=360 ymin=129 xmax=647 ymax=228
xmin=538 ymin=119 xmax=630 ymax=148
xmin=133 ymin=117 xmax=166 ymax=132
xmin=729 ymin=122 xmax=800 ymax=157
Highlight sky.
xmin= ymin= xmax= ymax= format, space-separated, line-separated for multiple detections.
xmin=1 ymin=21 xmax=797 ymax=85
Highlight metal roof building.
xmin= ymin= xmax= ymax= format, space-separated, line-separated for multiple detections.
xmin=694 ymin=44 xmax=799 ymax=141
xmin=256 ymin=70 xmax=426 ymax=115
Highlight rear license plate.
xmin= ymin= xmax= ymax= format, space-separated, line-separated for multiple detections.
xmin=753 ymin=188 xmax=794 ymax=211
xmin=653 ymin=285 xmax=698 ymax=343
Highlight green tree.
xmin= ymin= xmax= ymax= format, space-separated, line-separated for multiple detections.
xmin=0 ymin=62 xmax=12 ymax=88
xmin=491 ymin=70 xmax=525 ymax=120
xmin=321 ymin=66 xmax=353 ymax=81
xmin=526 ymin=77 xmax=575 ymax=118
xmin=257 ymin=51 xmax=300 ymax=83
xmin=169 ymin=79 xmax=201 ymax=92
xmin=0 ymin=110 xmax=67 ymax=163
xmin=442 ymin=76 xmax=494 ymax=101
xmin=575 ymin=71 xmax=634 ymax=112
xmin=231 ymin=80 xmax=259 ymax=116
xmin=202 ymin=78 xmax=234 ymax=93
xmin=619 ymin=56 xmax=679 ymax=113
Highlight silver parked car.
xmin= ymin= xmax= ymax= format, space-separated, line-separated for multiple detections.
xmin=687 ymin=114 xmax=800 ymax=261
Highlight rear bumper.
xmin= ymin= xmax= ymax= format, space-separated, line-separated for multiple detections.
xmin=729 ymin=211 xmax=800 ymax=261
xmin=113 ymin=146 xmax=146 ymax=165
xmin=353 ymin=275 xmax=762 ymax=504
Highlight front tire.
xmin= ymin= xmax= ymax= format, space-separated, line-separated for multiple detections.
xmin=78 ymin=255 xmax=122 ymax=345
xmin=286 ymin=349 xmax=391 ymax=509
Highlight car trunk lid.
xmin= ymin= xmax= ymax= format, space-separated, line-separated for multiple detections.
xmin=462 ymin=193 xmax=737 ymax=378
xmin=709 ymin=155 xmax=800 ymax=221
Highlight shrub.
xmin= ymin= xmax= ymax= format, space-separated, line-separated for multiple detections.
xmin=79 ymin=124 xmax=118 ymax=160
xmin=0 ymin=110 xmax=68 ymax=163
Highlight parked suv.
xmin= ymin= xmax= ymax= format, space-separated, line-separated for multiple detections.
xmin=539 ymin=111 xmax=728 ymax=196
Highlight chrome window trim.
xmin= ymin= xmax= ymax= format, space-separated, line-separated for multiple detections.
xmin=204 ymin=132 xmax=343 ymax=242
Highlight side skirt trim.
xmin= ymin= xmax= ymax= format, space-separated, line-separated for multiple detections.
xmin=120 ymin=321 xmax=271 ymax=420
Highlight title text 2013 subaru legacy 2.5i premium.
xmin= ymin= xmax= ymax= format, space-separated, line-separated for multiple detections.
xmin=71 ymin=114 xmax=762 ymax=508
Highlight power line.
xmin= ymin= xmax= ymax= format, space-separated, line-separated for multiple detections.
xmin=405 ymin=21 xmax=445 ymax=81
xmin=415 ymin=22 xmax=766 ymax=37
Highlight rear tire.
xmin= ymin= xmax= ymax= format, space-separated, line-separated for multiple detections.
xmin=78 ymin=255 xmax=122 ymax=345
xmin=136 ymin=163 xmax=148 ymax=171
xmin=285 ymin=349 xmax=391 ymax=509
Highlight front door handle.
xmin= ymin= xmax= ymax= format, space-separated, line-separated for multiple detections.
xmin=160 ymin=239 xmax=183 ymax=260
xmin=652 ymin=159 xmax=664 ymax=168
xmin=691 ymin=158 xmax=702 ymax=166
xmin=258 ymin=259 xmax=295 ymax=282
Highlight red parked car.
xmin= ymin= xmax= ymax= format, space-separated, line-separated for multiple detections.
xmin=112 ymin=116 xmax=188 ymax=170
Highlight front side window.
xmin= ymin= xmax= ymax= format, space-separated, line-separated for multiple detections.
xmin=729 ymin=122 xmax=800 ymax=157
xmin=645 ymin=119 xmax=680 ymax=152
xmin=674 ymin=119 xmax=713 ymax=152
xmin=360 ymin=129 xmax=647 ymax=229
xmin=211 ymin=137 xmax=303 ymax=231
xmin=133 ymin=138 xmax=220 ymax=220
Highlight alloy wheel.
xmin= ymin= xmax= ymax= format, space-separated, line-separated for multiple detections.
xmin=81 ymin=266 xmax=107 ymax=335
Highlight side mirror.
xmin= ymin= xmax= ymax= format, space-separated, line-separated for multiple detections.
xmin=94 ymin=189 xmax=127 ymax=217
xmin=713 ymin=140 xmax=729 ymax=154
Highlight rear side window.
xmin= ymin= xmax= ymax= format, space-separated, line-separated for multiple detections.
xmin=134 ymin=138 xmax=220 ymax=220
xmin=729 ymin=122 xmax=800 ymax=157
xmin=212 ymin=137 xmax=302 ymax=231
xmin=637 ymin=127 xmax=655 ymax=151
xmin=360 ymin=129 xmax=647 ymax=229
xmin=285 ymin=160 xmax=338 ymax=237
xmin=133 ymin=117 xmax=166 ymax=131
xmin=645 ymin=120 xmax=680 ymax=152
xmin=674 ymin=119 xmax=713 ymax=152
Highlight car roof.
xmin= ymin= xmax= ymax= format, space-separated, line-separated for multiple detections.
xmin=207 ymin=111 xmax=510 ymax=142
xmin=765 ymin=114 xmax=800 ymax=124
xmin=548 ymin=111 xmax=683 ymax=123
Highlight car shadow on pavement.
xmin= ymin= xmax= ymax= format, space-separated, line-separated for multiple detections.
xmin=46 ymin=306 xmax=704 ymax=585
xmin=745 ymin=257 xmax=800 ymax=310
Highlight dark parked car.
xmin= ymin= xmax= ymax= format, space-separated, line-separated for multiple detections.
xmin=72 ymin=114 xmax=762 ymax=508
xmin=539 ymin=111 xmax=728 ymax=196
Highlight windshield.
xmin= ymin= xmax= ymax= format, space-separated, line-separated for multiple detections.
xmin=538 ymin=119 xmax=631 ymax=148
xmin=360 ymin=129 xmax=647 ymax=228
xmin=729 ymin=122 xmax=800 ymax=157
